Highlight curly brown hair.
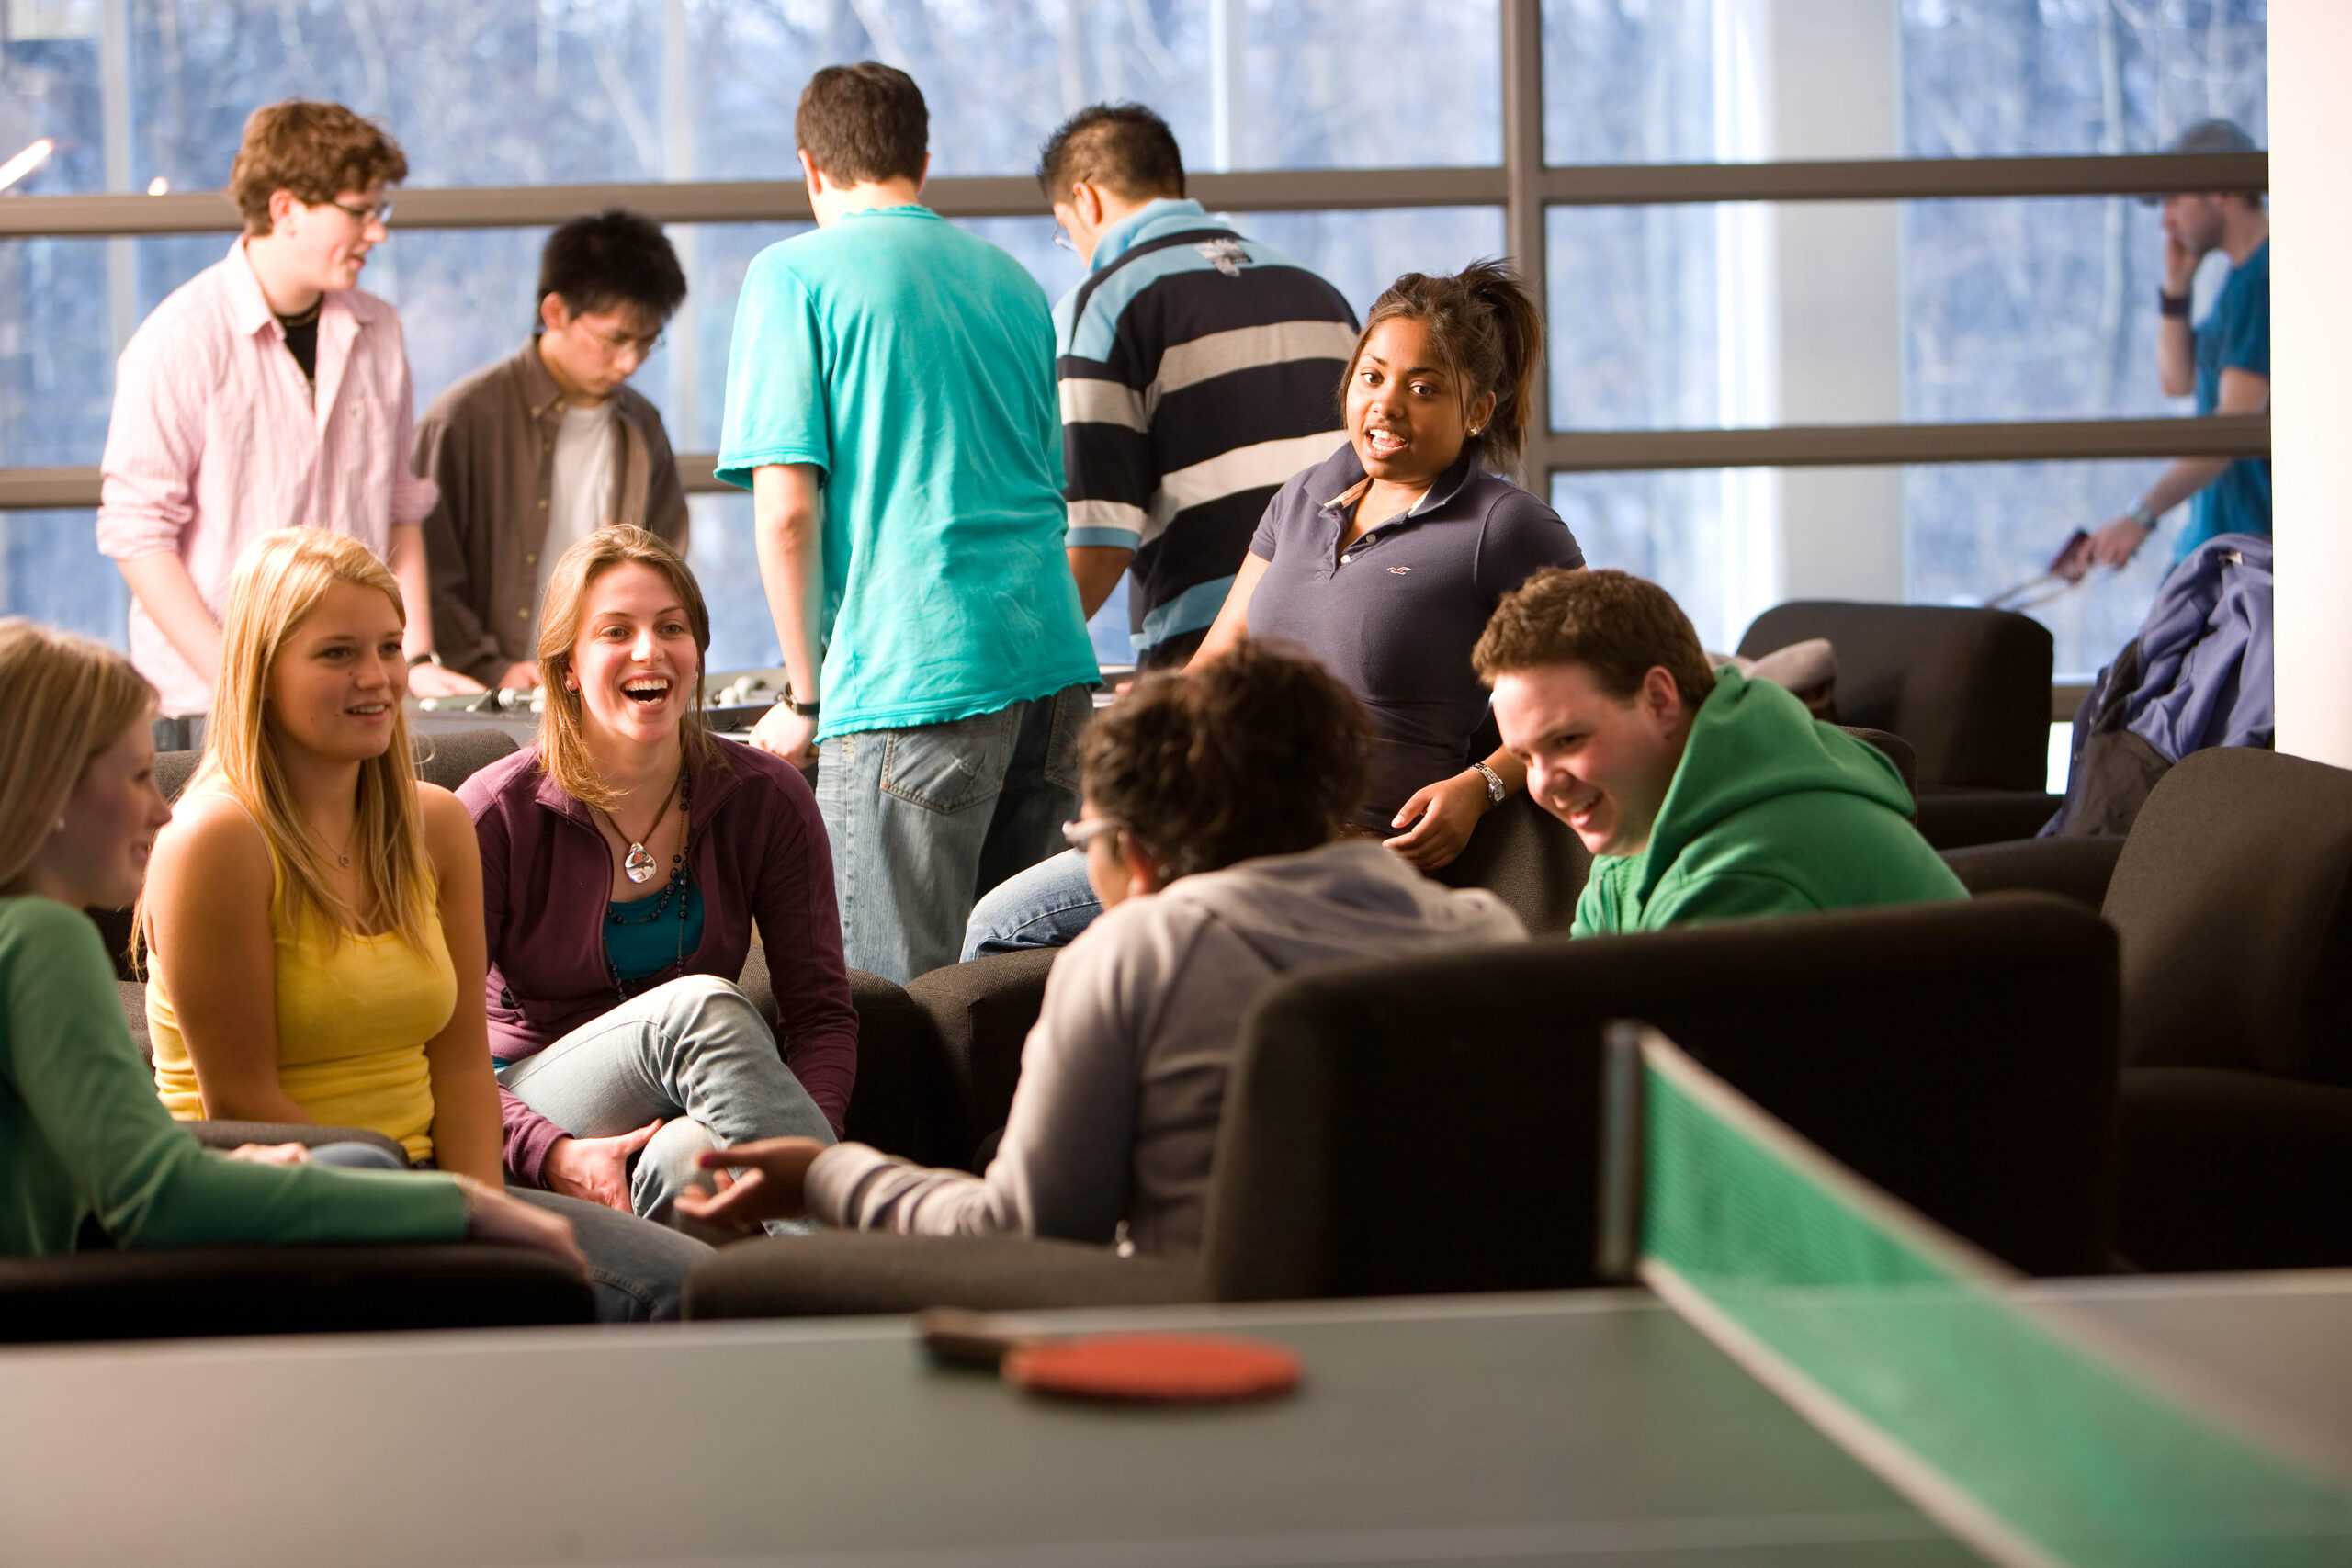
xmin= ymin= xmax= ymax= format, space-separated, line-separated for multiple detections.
xmin=1344 ymin=258 xmax=1545 ymax=471
xmin=228 ymin=100 xmax=408 ymax=236
xmin=1473 ymin=567 xmax=1718 ymax=708
xmin=1081 ymin=643 xmax=1370 ymax=882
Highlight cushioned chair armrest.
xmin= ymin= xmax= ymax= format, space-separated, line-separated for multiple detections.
xmin=1940 ymin=835 xmax=2125 ymax=909
xmin=2116 ymin=1068 xmax=2352 ymax=1272
xmin=0 ymin=1245 xmax=594 ymax=1343
xmin=412 ymin=726 xmax=521 ymax=791
xmin=683 ymin=1231 xmax=1201 ymax=1320
xmin=906 ymin=950 xmax=1060 ymax=1165
xmin=1916 ymin=791 xmax=2065 ymax=850
xmin=739 ymin=946 xmax=966 ymax=1168
xmin=185 ymin=1121 xmax=412 ymax=1165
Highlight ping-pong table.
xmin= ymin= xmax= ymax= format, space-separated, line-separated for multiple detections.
xmin=0 ymin=1270 xmax=2345 ymax=1567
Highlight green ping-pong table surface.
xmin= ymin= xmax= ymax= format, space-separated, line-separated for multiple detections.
xmin=0 ymin=1270 xmax=2346 ymax=1568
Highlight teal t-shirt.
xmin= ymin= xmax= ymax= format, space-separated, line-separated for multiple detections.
xmin=2184 ymin=239 xmax=2271 ymax=558
xmin=716 ymin=206 xmax=1100 ymax=739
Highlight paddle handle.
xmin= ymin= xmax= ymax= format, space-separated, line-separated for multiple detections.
xmin=915 ymin=1308 xmax=1031 ymax=1369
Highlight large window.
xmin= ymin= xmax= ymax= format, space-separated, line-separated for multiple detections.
xmin=0 ymin=0 xmax=2268 ymax=680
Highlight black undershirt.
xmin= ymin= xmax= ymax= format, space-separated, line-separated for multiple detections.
xmin=276 ymin=300 xmax=321 ymax=384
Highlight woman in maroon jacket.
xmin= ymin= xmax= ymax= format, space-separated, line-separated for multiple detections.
xmin=457 ymin=526 xmax=854 ymax=1234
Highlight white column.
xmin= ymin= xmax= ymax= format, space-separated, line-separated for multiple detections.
xmin=2269 ymin=1 xmax=2352 ymax=767
xmin=1758 ymin=0 xmax=1905 ymax=609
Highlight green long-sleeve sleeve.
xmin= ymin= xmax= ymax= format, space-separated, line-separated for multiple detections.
xmin=0 ymin=896 xmax=467 ymax=1255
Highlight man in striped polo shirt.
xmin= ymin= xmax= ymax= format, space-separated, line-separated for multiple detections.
xmin=1042 ymin=105 xmax=1359 ymax=670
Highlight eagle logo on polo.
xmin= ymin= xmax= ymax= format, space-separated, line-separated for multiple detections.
xmin=1387 ymin=566 xmax=1412 ymax=575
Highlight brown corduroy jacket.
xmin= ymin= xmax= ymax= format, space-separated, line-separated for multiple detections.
xmin=413 ymin=339 xmax=687 ymax=683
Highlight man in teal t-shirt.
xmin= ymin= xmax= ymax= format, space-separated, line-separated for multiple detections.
xmin=2064 ymin=119 xmax=2270 ymax=585
xmin=718 ymin=63 xmax=1100 ymax=983
xmin=1477 ymin=568 xmax=1965 ymax=936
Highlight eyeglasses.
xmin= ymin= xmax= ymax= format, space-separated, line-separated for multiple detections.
xmin=586 ymin=325 xmax=666 ymax=360
xmin=328 ymin=197 xmax=393 ymax=228
xmin=1060 ymin=817 xmax=1122 ymax=852
xmin=1051 ymin=223 xmax=1079 ymax=254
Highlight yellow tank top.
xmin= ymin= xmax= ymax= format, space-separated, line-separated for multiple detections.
xmin=149 ymin=836 xmax=455 ymax=1166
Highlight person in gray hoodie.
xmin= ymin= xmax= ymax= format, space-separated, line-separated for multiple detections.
xmin=674 ymin=643 xmax=1526 ymax=1257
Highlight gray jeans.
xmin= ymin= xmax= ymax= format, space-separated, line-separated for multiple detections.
xmin=313 ymin=1143 xmax=708 ymax=1323
xmin=496 ymin=975 xmax=835 ymax=1237
xmin=815 ymin=685 xmax=1091 ymax=984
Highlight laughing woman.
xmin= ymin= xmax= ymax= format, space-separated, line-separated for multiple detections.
xmin=0 ymin=617 xmax=582 ymax=1269
xmin=140 ymin=530 xmax=702 ymax=1319
xmin=456 ymin=526 xmax=854 ymax=1235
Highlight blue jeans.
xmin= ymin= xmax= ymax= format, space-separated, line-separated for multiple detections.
xmin=495 ymin=975 xmax=835 ymax=1238
xmin=816 ymin=685 xmax=1091 ymax=983
xmin=306 ymin=1143 xmax=707 ymax=1323
xmin=960 ymin=847 xmax=1104 ymax=960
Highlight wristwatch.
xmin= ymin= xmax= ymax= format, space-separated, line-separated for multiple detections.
xmin=2128 ymin=502 xmax=2160 ymax=532
xmin=779 ymin=686 xmax=820 ymax=720
xmin=407 ymin=649 xmax=443 ymax=669
xmin=1472 ymin=761 xmax=1508 ymax=805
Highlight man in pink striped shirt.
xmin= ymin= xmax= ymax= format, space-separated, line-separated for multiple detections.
xmin=96 ymin=99 xmax=479 ymax=738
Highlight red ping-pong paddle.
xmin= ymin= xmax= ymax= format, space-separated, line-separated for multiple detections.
xmin=917 ymin=1308 xmax=1302 ymax=1404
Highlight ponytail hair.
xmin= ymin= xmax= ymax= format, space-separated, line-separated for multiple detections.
xmin=1346 ymin=257 xmax=1546 ymax=472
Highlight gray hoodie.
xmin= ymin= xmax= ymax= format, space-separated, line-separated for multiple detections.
xmin=804 ymin=840 xmax=1526 ymax=1256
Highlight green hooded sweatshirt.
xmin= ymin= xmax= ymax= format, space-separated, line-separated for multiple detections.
xmin=1572 ymin=668 xmax=1967 ymax=937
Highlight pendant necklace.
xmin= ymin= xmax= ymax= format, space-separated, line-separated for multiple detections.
xmin=599 ymin=769 xmax=684 ymax=886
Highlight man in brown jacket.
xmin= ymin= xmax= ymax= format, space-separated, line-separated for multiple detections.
xmin=413 ymin=209 xmax=689 ymax=689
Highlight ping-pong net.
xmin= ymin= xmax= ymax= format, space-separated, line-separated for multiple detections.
xmin=1597 ymin=1022 xmax=2352 ymax=1568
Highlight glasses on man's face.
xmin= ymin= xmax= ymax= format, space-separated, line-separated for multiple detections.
xmin=1060 ymin=817 xmax=1121 ymax=853
xmin=587 ymin=325 xmax=665 ymax=361
xmin=1051 ymin=223 xmax=1079 ymax=254
xmin=329 ymin=197 xmax=393 ymax=228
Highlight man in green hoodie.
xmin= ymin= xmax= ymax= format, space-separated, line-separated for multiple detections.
xmin=1475 ymin=567 xmax=1965 ymax=935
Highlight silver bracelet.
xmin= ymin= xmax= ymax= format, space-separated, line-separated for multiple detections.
xmin=1472 ymin=761 xmax=1507 ymax=804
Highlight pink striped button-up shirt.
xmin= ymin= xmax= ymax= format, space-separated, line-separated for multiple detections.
xmin=96 ymin=239 xmax=437 ymax=715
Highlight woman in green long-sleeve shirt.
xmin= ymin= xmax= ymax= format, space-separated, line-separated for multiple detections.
xmin=0 ymin=616 xmax=582 ymax=1264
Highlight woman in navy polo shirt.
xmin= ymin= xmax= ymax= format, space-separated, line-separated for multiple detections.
xmin=966 ymin=260 xmax=1582 ymax=957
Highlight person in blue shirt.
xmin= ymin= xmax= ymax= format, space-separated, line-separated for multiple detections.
xmin=717 ymin=63 xmax=1100 ymax=984
xmin=2063 ymin=119 xmax=2269 ymax=581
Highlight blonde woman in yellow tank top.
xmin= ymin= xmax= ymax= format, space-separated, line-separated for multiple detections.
xmin=141 ymin=531 xmax=709 ymax=1320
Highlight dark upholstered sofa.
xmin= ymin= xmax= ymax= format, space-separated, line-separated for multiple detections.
xmin=1739 ymin=600 xmax=2060 ymax=849
xmin=684 ymin=893 xmax=2119 ymax=1320
xmin=1951 ymin=749 xmax=2352 ymax=1270
xmin=21 ymin=726 xmax=948 ymax=1342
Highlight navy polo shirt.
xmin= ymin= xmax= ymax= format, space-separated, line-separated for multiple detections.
xmin=1247 ymin=443 xmax=1585 ymax=822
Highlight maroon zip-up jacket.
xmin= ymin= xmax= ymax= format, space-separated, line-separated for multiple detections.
xmin=457 ymin=739 xmax=858 ymax=1184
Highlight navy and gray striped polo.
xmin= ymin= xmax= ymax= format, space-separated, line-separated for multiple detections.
xmin=1053 ymin=198 xmax=1359 ymax=659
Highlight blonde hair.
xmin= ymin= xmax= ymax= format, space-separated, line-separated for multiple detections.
xmin=0 ymin=620 xmax=155 ymax=895
xmin=182 ymin=530 xmax=436 ymax=950
xmin=534 ymin=525 xmax=718 ymax=811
